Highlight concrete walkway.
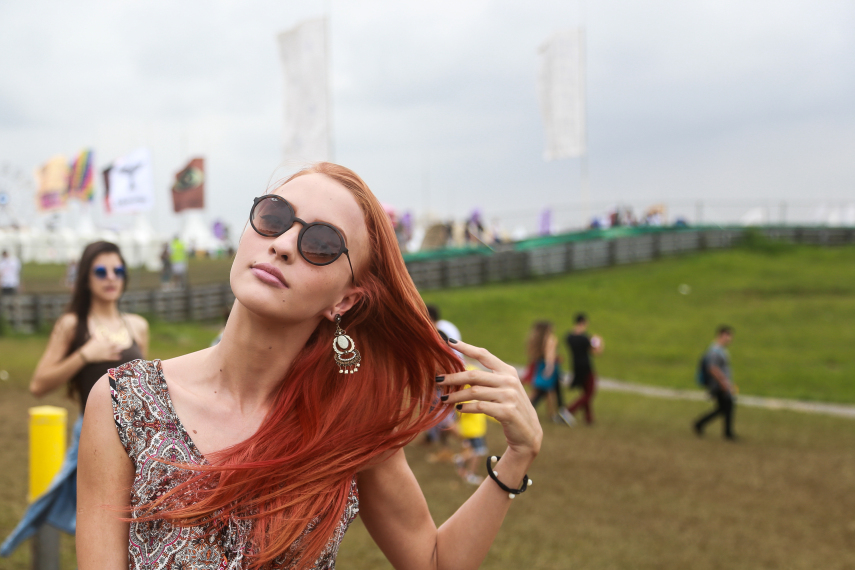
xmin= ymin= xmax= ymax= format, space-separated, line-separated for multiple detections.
xmin=598 ymin=378 xmax=855 ymax=420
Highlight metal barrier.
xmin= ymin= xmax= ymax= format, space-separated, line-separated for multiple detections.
xmin=404 ymin=226 xmax=855 ymax=290
xmin=1 ymin=283 xmax=235 ymax=333
xmin=2 ymin=226 xmax=854 ymax=330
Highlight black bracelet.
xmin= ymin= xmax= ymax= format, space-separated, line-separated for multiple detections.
xmin=485 ymin=455 xmax=532 ymax=499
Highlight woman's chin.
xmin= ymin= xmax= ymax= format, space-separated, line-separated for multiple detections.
xmin=95 ymin=291 xmax=122 ymax=303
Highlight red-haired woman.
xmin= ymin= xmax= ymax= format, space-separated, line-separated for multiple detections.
xmin=77 ymin=163 xmax=542 ymax=570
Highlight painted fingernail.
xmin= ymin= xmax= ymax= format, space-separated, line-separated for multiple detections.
xmin=435 ymin=375 xmax=444 ymax=382
xmin=456 ymin=404 xmax=463 ymax=410
xmin=440 ymin=395 xmax=449 ymax=402
xmin=448 ymin=338 xmax=458 ymax=344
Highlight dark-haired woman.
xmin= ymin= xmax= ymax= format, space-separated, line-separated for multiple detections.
xmin=0 ymin=241 xmax=148 ymax=557
xmin=77 ymin=163 xmax=541 ymax=570
xmin=525 ymin=321 xmax=575 ymax=427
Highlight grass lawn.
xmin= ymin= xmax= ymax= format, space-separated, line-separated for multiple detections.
xmin=1 ymin=385 xmax=853 ymax=570
xmin=10 ymin=245 xmax=855 ymax=403
xmin=423 ymin=245 xmax=855 ymax=403
xmin=1 ymin=245 xmax=853 ymax=568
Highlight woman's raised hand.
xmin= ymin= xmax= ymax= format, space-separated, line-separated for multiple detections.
xmin=80 ymin=337 xmax=123 ymax=363
xmin=438 ymin=339 xmax=542 ymax=461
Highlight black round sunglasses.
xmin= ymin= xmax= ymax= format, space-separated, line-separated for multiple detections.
xmin=249 ymin=195 xmax=355 ymax=283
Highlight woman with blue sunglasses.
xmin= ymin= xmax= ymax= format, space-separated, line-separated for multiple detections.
xmin=0 ymin=241 xmax=149 ymax=558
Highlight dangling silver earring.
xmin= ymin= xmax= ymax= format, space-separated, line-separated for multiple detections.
xmin=333 ymin=314 xmax=361 ymax=374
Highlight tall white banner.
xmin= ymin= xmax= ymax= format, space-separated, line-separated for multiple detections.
xmin=538 ymin=29 xmax=586 ymax=160
xmin=106 ymin=147 xmax=154 ymax=214
xmin=278 ymin=18 xmax=331 ymax=163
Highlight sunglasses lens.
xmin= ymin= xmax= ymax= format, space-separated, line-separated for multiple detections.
xmin=252 ymin=197 xmax=293 ymax=236
xmin=301 ymin=225 xmax=343 ymax=265
xmin=115 ymin=266 xmax=126 ymax=279
xmin=93 ymin=267 xmax=108 ymax=279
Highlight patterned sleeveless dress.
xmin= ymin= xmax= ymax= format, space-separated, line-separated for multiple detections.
xmin=109 ymin=359 xmax=360 ymax=569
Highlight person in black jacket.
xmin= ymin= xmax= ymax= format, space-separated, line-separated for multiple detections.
xmin=564 ymin=313 xmax=604 ymax=425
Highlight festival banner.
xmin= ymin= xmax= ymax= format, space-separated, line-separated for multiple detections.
xmin=68 ymin=149 xmax=95 ymax=202
xmin=172 ymin=157 xmax=205 ymax=212
xmin=537 ymin=28 xmax=587 ymax=160
xmin=34 ymin=155 xmax=70 ymax=212
xmin=277 ymin=17 xmax=331 ymax=162
xmin=104 ymin=148 xmax=155 ymax=214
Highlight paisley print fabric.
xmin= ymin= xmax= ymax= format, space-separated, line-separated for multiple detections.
xmin=109 ymin=359 xmax=359 ymax=569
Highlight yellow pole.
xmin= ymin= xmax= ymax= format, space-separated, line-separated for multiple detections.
xmin=28 ymin=406 xmax=67 ymax=503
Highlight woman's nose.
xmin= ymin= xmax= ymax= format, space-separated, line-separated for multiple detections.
xmin=270 ymin=224 xmax=301 ymax=261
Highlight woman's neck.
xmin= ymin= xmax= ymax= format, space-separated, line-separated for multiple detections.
xmin=88 ymin=297 xmax=120 ymax=320
xmin=205 ymin=302 xmax=320 ymax=409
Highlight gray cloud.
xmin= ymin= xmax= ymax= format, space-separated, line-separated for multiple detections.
xmin=0 ymin=0 xmax=853 ymax=237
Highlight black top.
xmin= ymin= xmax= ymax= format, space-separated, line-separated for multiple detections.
xmin=566 ymin=333 xmax=593 ymax=377
xmin=71 ymin=340 xmax=144 ymax=413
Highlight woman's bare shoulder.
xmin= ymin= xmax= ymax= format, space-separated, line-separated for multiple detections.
xmin=49 ymin=313 xmax=78 ymax=341
xmin=124 ymin=313 xmax=149 ymax=331
xmin=54 ymin=312 xmax=78 ymax=331
xmin=358 ymin=447 xmax=405 ymax=474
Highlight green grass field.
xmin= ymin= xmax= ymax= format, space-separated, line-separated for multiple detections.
xmin=423 ymin=245 xmax=855 ymax=403
xmin=10 ymin=244 xmax=855 ymax=403
xmin=1 ymin=245 xmax=853 ymax=568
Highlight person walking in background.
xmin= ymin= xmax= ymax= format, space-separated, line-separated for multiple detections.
xmin=565 ymin=313 xmax=604 ymax=425
xmin=159 ymin=242 xmax=172 ymax=289
xmin=64 ymin=259 xmax=78 ymax=289
xmin=454 ymin=390 xmax=489 ymax=485
xmin=0 ymin=249 xmax=21 ymax=295
xmin=427 ymin=304 xmax=461 ymax=346
xmin=169 ymin=235 xmax=187 ymax=289
xmin=0 ymin=241 xmax=148 ymax=558
xmin=526 ymin=321 xmax=575 ymax=426
xmin=423 ymin=304 xmax=461 ymax=460
xmin=694 ymin=325 xmax=738 ymax=440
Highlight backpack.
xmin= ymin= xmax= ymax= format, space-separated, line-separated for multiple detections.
xmin=533 ymin=360 xmax=561 ymax=391
xmin=696 ymin=354 xmax=711 ymax=387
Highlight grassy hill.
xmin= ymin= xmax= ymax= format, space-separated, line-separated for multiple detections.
xmin=1 ymin=244 xmax=853 ymax=569
xmin=422 ymin=245 xmax=855 ymax=403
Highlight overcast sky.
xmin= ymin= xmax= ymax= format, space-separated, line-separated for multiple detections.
xmin=1 ymin=0 xmax=853 ymax=236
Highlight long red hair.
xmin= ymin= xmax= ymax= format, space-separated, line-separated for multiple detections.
xmin=137 ymin=163 xmax=463 ymax=568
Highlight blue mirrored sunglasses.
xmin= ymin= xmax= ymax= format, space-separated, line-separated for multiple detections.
xmin=93 ymin=265 xmax=126 ymax=280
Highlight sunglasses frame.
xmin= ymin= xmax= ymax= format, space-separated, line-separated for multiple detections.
xmin=92 ymin=265 xmax=126 ymax=280
xmin=250 ymin=195 xmax=355 ymax=283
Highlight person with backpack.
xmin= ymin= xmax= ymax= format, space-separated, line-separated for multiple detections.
xmin=693 ymin=325 xmax=738 ymax=440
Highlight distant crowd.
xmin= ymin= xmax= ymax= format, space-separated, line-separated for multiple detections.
xmin=421 ymin=305 xmax=739 ymax=486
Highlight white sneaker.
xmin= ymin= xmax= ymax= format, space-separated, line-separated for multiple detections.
xmin=557 ymin=409 xmax=576 ymax=427
xmin=465 ymin=474 xmax=483 ymax=485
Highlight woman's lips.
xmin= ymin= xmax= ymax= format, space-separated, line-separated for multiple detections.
xmin=251 ymin=263 xmax=288 ymax=288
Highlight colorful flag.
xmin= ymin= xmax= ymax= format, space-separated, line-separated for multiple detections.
xmin=172 ymin=157 xmax=205 ymax=212
xmin=68 ymin=149 xmax=95 ymax=202
xmin=278 ymin=18 xmax=331 ymax=162
xmin=537 ymin=28 xmax=587 ymax=160
xmin=34 ymin=155 xmax=70 ymax=212
xmin=104 ymin=148 xmax=155 ymax=214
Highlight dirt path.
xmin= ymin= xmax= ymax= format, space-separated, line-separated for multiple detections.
xmin=598 ymin=378 xmax=855 ymax=419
